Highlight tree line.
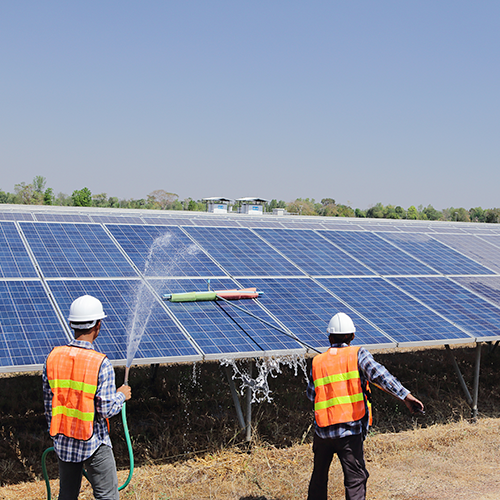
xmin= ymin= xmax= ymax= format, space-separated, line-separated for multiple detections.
xmin=1 ymin=176 xmax=499 ymax=223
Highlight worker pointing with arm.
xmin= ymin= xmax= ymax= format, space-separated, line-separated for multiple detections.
xmin=306 ymin=312 xmax=423 ymax=500
xmin=42 ymin=295 xmax=131 ymax=500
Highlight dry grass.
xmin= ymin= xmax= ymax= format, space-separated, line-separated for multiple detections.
xmin=1 ymin=418 xmax=499 ymax=500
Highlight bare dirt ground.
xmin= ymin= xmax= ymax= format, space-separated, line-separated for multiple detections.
xmin=1 ymin=417 xmax=499 ymax=500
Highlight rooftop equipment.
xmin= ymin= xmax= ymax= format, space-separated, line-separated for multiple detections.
xmin=236 ymin=197 xmax=268 ymax=215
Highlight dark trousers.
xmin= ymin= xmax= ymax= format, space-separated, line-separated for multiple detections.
xmin=307 ymin=433 xmax=369 ymax=500
xmin=57 ymin=444 xmax=119 ymax=500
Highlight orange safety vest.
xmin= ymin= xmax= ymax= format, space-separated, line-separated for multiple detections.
xmin=312 ymin=346 xmax=372 ymax=427
xmin=46 ymin=345 xmax=106 ymax=440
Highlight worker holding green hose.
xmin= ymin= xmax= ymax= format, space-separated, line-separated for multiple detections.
xmin=42 ymin=295 xmax=132 ymax=500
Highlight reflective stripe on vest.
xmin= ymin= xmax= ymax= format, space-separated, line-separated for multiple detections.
xmin=46 ymin=345 xmax=106 ymax=440
xmin=312 ymin=346 xmax=367 ymax=427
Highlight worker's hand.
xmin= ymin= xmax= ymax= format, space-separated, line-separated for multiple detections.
xmin=404 ymin=393 xmax=424 ymax=415
xmin=118 ymin=384 xmax=132 ymax=401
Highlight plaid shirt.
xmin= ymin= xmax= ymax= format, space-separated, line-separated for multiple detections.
xmin=307 ymin=344 xmax=410 ymax=439
xmin=42 ymin=339 xmax=126 ymax=462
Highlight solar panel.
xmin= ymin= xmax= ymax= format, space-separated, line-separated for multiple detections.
xmin=388 ymin=277 xmax=500 ymax=341
xmin=432 ymin=234 xmax=500 ymax=274
xmin=453 ymin=276 xmax=500 ymax=307
xmin=0 ymin=222 xmax=38 ymax=278
xmin=106 ymin=224 xmax=224 ymax=277
xmin=192 ymin=218 xmax=241 ymax=227
xmin=318 ymin=277 xmax=472 ymax=345
xmin=318 ymin=230 xmax=437 ymax=276
xmin=34 ymin=213 xmax=93 ymax=223
xmin=254 ymin=228 xmax=375 ymax=277
xmin=20 ymin=222 xmax=137 ymax=278
xmin=143 ymin=217 xmax=194 ymax=226
xmin=184 ymin=227 xmax=305 ymax=277
xmin=158 ymin=278 xmax=303 ymax=357
xmin=236 ymin=277 xmax=395 ymax=349
xmin=90 ymin=215 xmax=145 ymax=225
xmin=1 ymin=205 xmax=500 ymax=373
xmin=381 ymin=232 xmax=494 ymax=275
xmin=0 ymin=280 xmax=68 ymax=370
xmin=0 ymin=212 xmax=34 ymax=221
xmin=47 ymin=279 xmax=200 ymax=363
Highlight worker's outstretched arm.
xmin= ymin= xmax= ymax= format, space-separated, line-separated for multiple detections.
xmin=403 ymin=393 xmax=424 ymax=414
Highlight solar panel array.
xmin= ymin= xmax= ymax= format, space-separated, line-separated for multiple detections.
xmin=1 ymin=206 xmax=500 ymax=373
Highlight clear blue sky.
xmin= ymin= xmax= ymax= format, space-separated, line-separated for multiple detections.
xmin=1 ymin=1 xmax=499 ymax=210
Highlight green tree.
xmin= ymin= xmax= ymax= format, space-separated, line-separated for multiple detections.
xmin=406 ymin=205 xmax=418 ymax=220
xmin=336 ymin=204 xmax=355 ymax=217
xmin=108 ymin=196 xmax=120 ymax=208
xmin=395 ymin=206 xmax=406 ymax=219
xmin=366 ymin=203 xmax=384 ymax=218
xmin=33 ymin=176 xmax=46 ymax=194
xmin=286 ymin=198 xmax=316 ymax=216
xmin=72 ymin=187 xmax=92 ymax=207
xmin=43 ymin=188 xmax=54 ymax=205
xmin=484 ymin=208 xmax=500 ymax=223
xmin=147 ymin=190 xmax=179 ymax=210
xmin=92 ymin=193 xmax=109 ymax=207
xmin=355 ymin=208 xmax=366 ymax=218
xmin=55 ymin=192 xmax=72 ymax=206
xmin=14 ymin=182 xmax=40 ymax=204
xmin=422 ymin=205 xmax=441 ymax=221
xmin=469 ymin=207 xmax=485 ymax=222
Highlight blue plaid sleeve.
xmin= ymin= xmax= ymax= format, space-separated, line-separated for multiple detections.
xmin=94 ymin=358 xmax=126 ymax=419
xmin=42 ymin=362 xmax=53 ymax=430
xmin=358 ymin=347 xmax=409 ymax=400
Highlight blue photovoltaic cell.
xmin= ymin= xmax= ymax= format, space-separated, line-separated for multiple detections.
xmin=48 ymin=279 xmax=199 ymax=362
xmin=318 ymin=277 xmax=470 ymax=344
xmin=381 ymin=232 xmax=493 ymax=275
xmin=184 ymin=227 xmax=304 ymax=277
xmin=34 ymin=213 xmax=93 ymax=223
xmin=0 ymin=212 xmax=34 ymax=221
xmin=431 ymin=234 xmax=500 ymax=274
xmin=157 ymin=278 xmax=303 ymax=355
xmin=318 ymin=231 xmax=436 ymax=276
xmin=237 ymin=219 xmax=286 ymax=229
xmin=90 ymin=215 xmax=145 ymax=225
xmin=0 ymin=281 xmax=68 ymax=368
xmin=389 ymin=277 xmax=500 ymax=339
xmin=236 ymin=278 xmax=394 ymax=349
xmin=429 ymin=227 xmax=465 ymax=234
xmin=20 ymin=222 xmax=137 ymax=278
xmin=398 ymin=226 xmax=436 ymax=233
xmin=106 ymin=224 xmax=223 ymax=277
xmin=143 ymin=217 xmax=194 ymax=226
xmin=453 ymin=276 xmax=500 ymax=308
xmin=254 ymin=228 xmax=374 ymax=277
xmin=276 ymin=221 xmax=324 ymax=230
xmin=0 ymin=222 xmax=38 ymax=278
xmin=192 ymin=218 xmax=241 ymax=227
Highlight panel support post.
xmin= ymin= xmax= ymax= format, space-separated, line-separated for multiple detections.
xmin=445 ymin=344 xmax=473 ymax=407
xmin=245 ymin=360 xmax=253 ymax=442
xmin=224 ymin=365 xmax=246 ymax=431
xmin=471 ymin=342 xmax=482 ymax=422
xmin=445 ymin=344 xmax=482 ymax=422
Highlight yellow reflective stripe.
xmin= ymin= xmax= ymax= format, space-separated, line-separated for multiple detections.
xmin=52 ymin=406 xmax=94 ymax=422
xmin=49 ymin=378 xmax=97 ymax=395
xmin=314 ymin=370 xmax=360 ymax=388
xmin=315 ymin=392 xmax=365 ymax=411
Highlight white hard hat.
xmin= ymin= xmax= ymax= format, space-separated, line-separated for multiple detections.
xmin=68 ymin=295 xmax=107 ymax=322
xmin=327 ymin=312 xmax=356 ymax=335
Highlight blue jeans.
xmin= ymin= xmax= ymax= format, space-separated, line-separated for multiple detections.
xmin=58 ymin=444 xmax=119 ymax=500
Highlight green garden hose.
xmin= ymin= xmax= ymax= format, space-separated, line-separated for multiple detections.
xmin=42 ymin=403 xmax=133 ymax=499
